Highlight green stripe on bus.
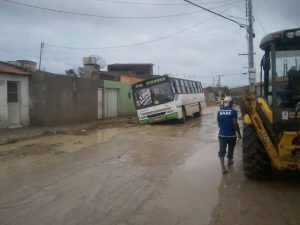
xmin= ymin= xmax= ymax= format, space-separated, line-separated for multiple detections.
xmin=139 ymin=112 xmax=179 ymax=124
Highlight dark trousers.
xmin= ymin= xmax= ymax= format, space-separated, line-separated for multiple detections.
xmin=218 ymin=137 xmax=237 ymax=159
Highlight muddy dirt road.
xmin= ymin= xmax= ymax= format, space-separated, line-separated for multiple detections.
xmin=0 ymin=107 xmax=300 ymax=225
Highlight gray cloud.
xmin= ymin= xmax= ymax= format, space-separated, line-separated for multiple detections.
xmin=0 ymin=0 xmax=299 ymax=87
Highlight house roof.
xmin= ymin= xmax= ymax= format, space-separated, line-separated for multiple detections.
xmin=0 ymin=61 xmax=30 ymax=76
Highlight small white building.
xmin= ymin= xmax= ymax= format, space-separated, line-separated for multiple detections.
xmin=0 ymin=61 xmax=30 ymax=128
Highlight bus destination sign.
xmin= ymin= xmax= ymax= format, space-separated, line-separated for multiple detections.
xmin=134 ymin=77 xmax=167 ymax=89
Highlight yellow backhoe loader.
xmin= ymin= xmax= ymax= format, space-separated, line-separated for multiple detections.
xmin=240 ymin=28 xmax=300 ymax=179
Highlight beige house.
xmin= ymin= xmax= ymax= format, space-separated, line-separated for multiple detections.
xmin=0 ymin=61 xmax=30 ymax=128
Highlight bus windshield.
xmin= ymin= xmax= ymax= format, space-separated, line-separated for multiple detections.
xmin=134 ymin=87 xmax=153 ymax=108
xmin=134 ymin=82 xmax=174 ymax=109
xmin=152 ymin=82 xmax=173 ymax=105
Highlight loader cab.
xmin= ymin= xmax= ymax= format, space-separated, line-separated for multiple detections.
xmin=260 ymin=28 xmax=300 ymax=131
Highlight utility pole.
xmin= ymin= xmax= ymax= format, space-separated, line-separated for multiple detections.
xmin=247 ymin=0 xmax=256 ymax=92
xmin=215 ymin=74 xmax=224 ymax=99
xmin=156 ymin=60 xmax=160 ymax=75
xmin=39 ymin=42 xmax=44 ymax=71
xmin=216 ymin=74 xmax=224 ymax=88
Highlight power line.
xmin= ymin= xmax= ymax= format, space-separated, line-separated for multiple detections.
xmin=193 ymin=72 xmax=248 ymax=78
xmin=95 ymin=0 xmax=239 ymax=6
xmin=43 ymin=4 xmax=237 ymax=50
xmin=227 ymin=15 xmax=246 ymax=21
xmin=2 ymin=0 xmax=203 ymax=19
xmin=172 ymin=28 xmax=239 ymax=39
xmin=184 ymin=0 xmax=246 ymax=27
xmin=195 ymin=0 xmax=245 ymax=4
xmin=253 ymin=11 xmax=267 ymax=34
xmin=36 ymin=3 xmax=237 ymax=71
xmin=204 ymin=0 xmax=246 ymax=23
xmin=95 ymin=0 xmax=186 ymax=6
xmin=44 ymin=18 xmax=214 ymax=50
xmin=2 ymin=0 xmax=240 ymax=19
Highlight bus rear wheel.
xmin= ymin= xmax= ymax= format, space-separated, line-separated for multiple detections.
xmin=194 ymin=103 xmax=202 ymax=117
xmin=180 ymin=107 xmax=187 ymax=123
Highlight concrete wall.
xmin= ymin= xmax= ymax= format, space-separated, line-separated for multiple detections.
xmin=103 ymin=80 xmax=136 ymax=117
xmin=0 ymin=74 xmax=30 ymax=128
xmin=30 ymin=72 xmax=104 ymax=126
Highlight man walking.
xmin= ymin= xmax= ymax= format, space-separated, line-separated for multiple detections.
xmin=217 ymin=96 xmax=241 ymax=174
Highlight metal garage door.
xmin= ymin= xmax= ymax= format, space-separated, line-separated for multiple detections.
xmin=106 ymin=89 xmax=118 ymax=118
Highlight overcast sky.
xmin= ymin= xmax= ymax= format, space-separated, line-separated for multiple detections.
xmin=0 ymin=0 xmax=299 ymax=87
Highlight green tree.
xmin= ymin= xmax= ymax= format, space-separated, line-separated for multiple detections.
xmin=65 ymin=67 xmax=84 ymax=77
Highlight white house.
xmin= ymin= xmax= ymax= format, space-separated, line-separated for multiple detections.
xmin=0 ymin=61 xmax=30 ymax=128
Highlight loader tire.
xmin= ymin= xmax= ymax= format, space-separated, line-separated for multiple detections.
xmin=243 ymin=125 xmax=272 ymax=180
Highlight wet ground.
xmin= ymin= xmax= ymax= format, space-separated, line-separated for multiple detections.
xmin=0 ymin=107 xmax=300 ymax=225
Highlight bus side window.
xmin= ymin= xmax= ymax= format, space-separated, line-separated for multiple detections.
xmin=197 ymin=82 xmax=203 ymax=92
xmin=175 ymin=79 xmax=182 ymax=93
xmin=189 ymin=81 xmax=195 ymax=93
xmin=171 ymin=81 xmax=176 ymax=93
xmin=196 ymin=82 xmax=200 ymax=92
xmin=180 ymin=80 xmax=186 ymax=93
xmin=188 ymin=81 xmax=192 ymax=93
xmin=184 ymin=81 xmax=191 ymax=93
xmin=199 ymin=82 xmax=203 ymax=92
xmin=193 ymin=82 xmax=199 ymax=93
xmin=197 ymin=82 xmax=201 ymax=92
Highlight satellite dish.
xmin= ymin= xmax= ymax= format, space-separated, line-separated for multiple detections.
xmin=90 ymin=55 xmax=107 ymax=69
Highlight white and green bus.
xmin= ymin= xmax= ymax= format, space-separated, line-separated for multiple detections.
xmin=132 ymin=75 xmax=206 ymax=124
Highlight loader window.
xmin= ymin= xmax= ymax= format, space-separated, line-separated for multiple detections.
xmin=276 ymin=50 xmax=300 ymax=77
xmin=276 ymin=50 xmax=300 ymax=108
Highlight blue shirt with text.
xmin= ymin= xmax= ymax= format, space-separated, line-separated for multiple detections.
xmin=217 ymin=107 xmax=238 ymax=137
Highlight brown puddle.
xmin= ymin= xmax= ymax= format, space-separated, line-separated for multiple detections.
xmin=0 ymin=128 xmax=126 ymax=159
xmin=138 ymin=144 xmax=222 ymax=225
